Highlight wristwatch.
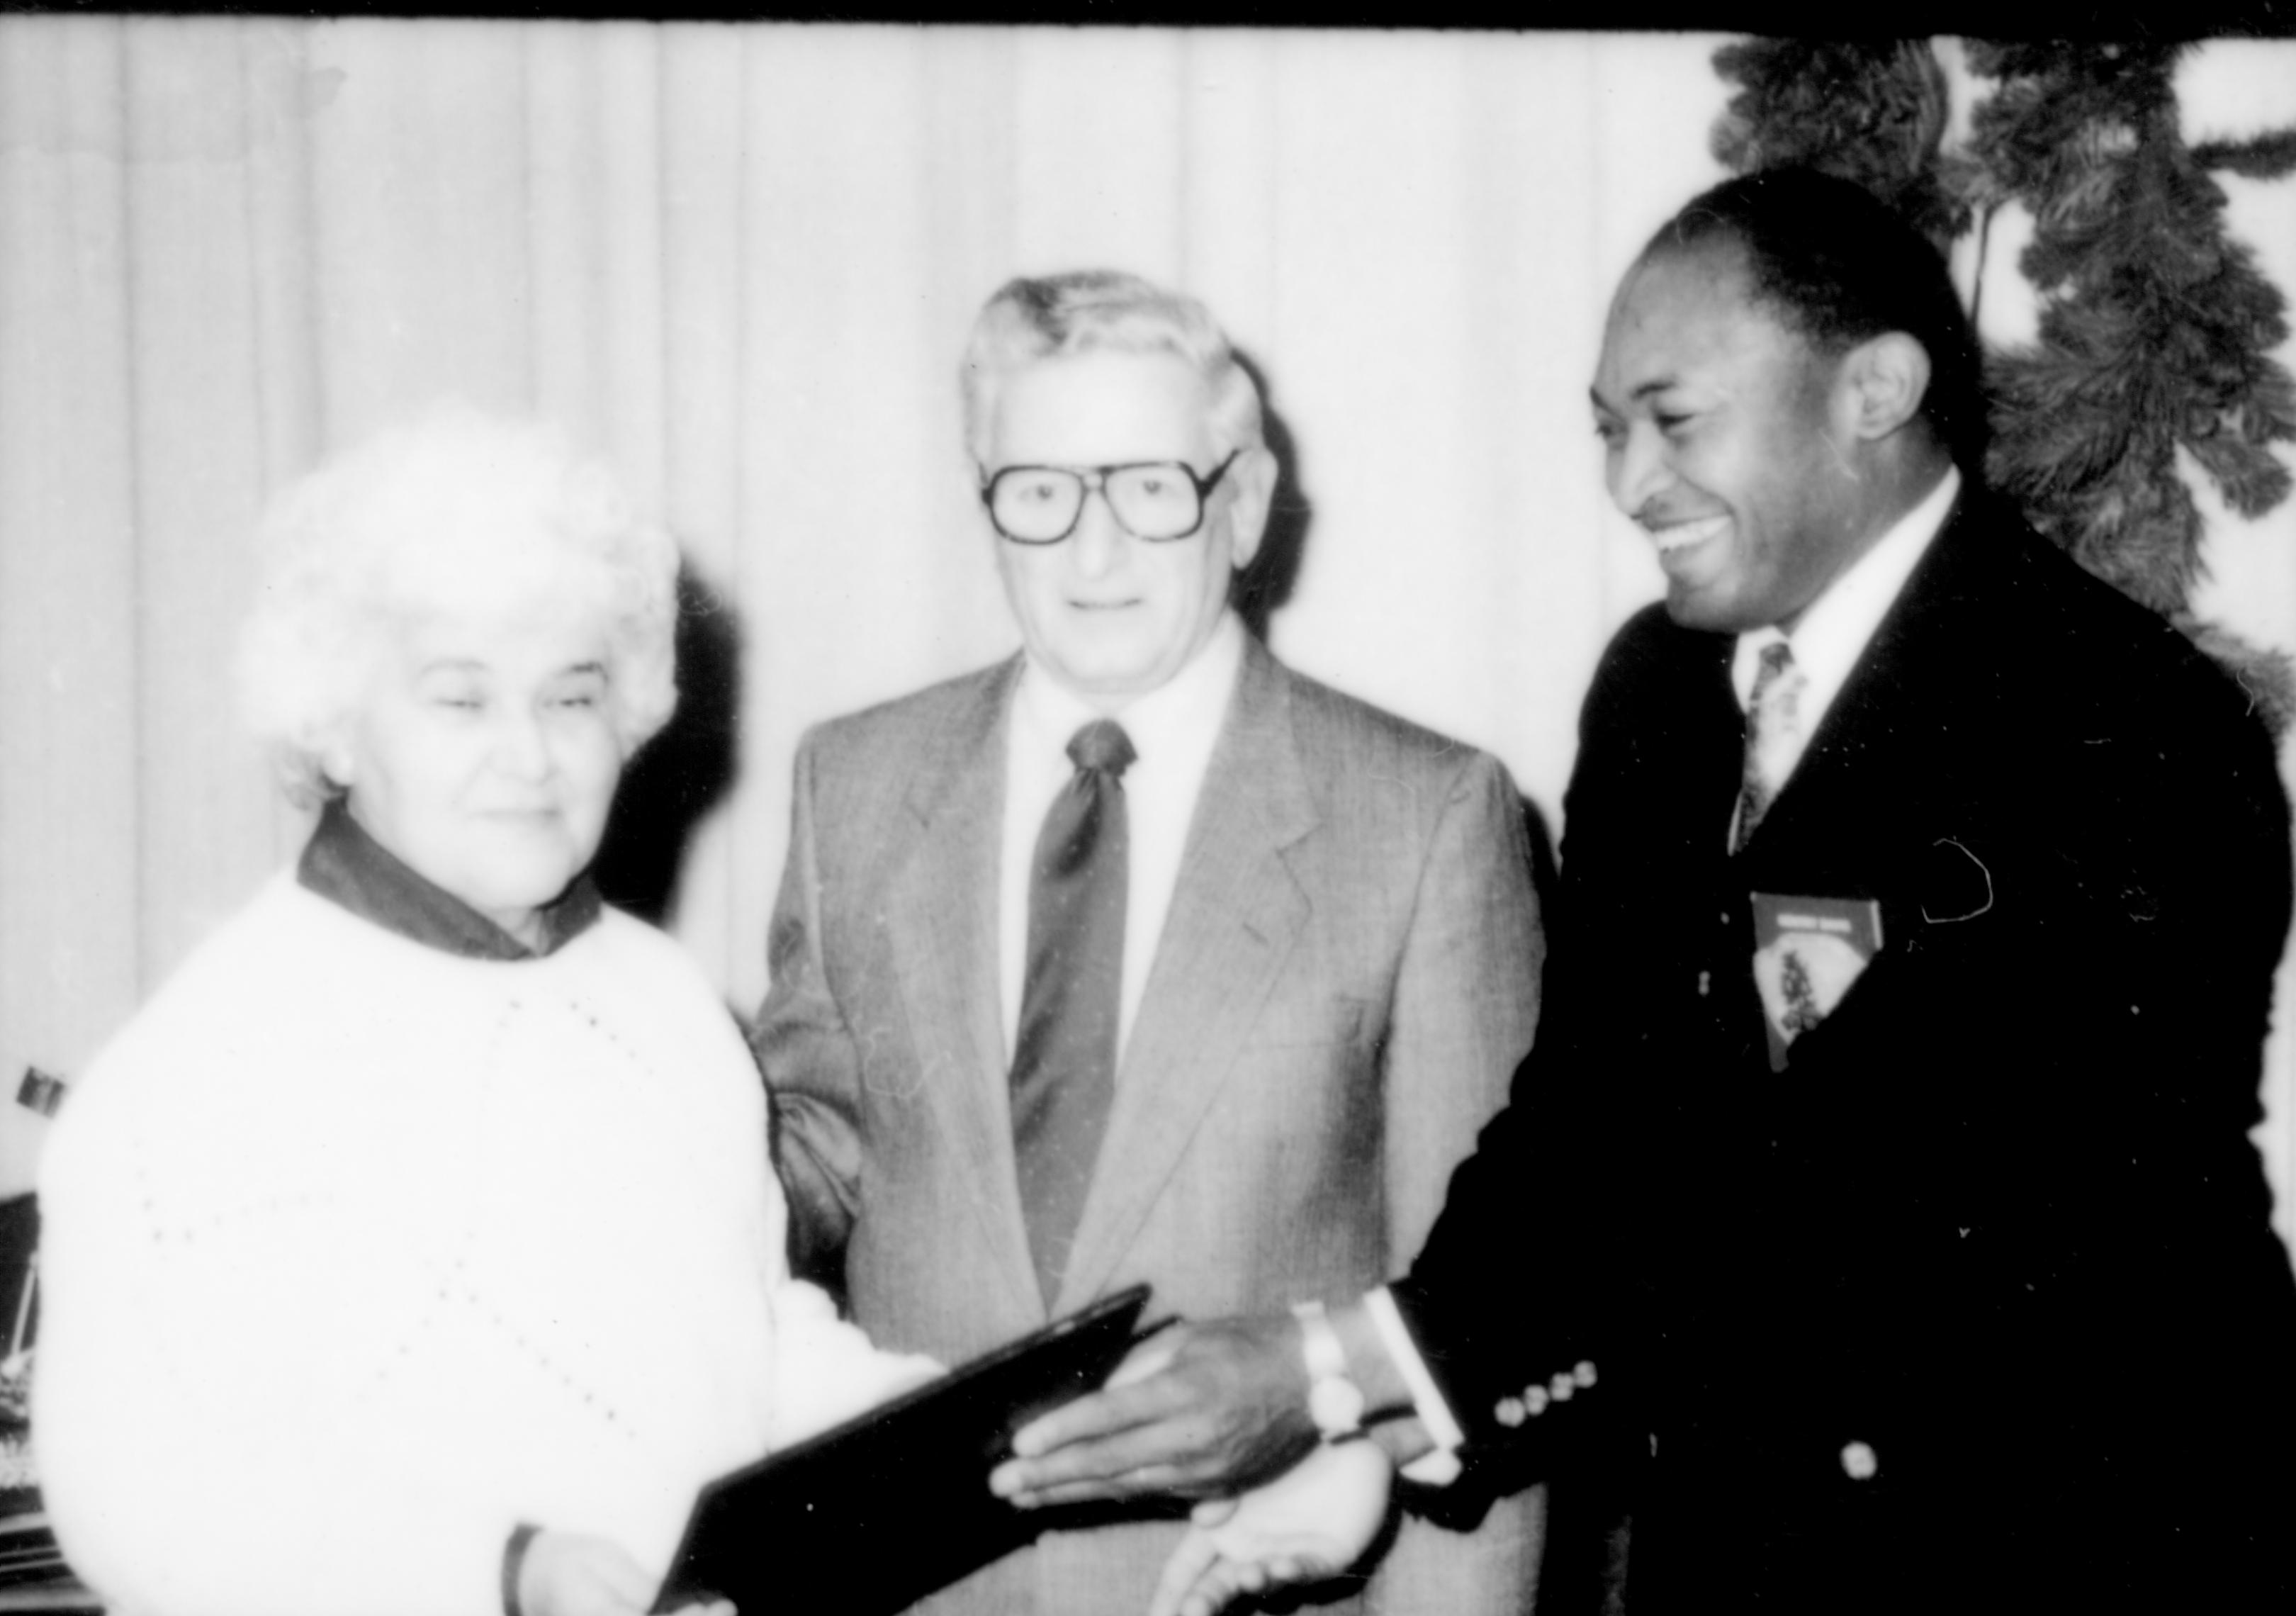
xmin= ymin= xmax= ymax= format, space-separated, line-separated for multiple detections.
xmin=1292 ymin=1298 xmax=1366 ymax=1441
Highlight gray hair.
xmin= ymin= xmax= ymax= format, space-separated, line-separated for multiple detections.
xmin=237 ymin=402 xmax=680 ymax=807
xmin=958 ymin=270 xmax=1264 ymax=466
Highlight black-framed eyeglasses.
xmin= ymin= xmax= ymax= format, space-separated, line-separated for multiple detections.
xmin=979 ymin=451 xmax=1241 ymax=545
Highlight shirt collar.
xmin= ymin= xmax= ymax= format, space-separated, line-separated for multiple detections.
xmin=1733 ymin=464 xmax=1961 ymax=710
xmin=297 ymin=796 xmax=603 ymax=961
xmin=1013 ymin=611 xmax=1247 ymax=770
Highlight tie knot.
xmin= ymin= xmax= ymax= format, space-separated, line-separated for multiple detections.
xmin=1750 ymin=637 xmax=1796 ymax=700
xmin=1067 ymin=719 xmax=1136 ymax=778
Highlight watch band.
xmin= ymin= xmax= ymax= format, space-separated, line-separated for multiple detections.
xmin=1292 ymin=1298 xmax=1366 ymax=1440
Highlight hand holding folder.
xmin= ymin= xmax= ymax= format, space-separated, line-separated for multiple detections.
xmin=651 ymin=1286 xmax=1152 ymax=1616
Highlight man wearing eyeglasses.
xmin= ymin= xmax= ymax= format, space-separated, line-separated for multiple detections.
xmin=753 ymin=270 xmax=1546 ymax=1616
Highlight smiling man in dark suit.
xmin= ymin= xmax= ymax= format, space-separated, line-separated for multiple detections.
xmin=753 ymin=270 xmax=1546 ymax=1616
xmin=994 ymin=172 xmax=2296 ymax=1615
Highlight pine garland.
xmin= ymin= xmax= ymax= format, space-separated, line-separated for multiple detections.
xmin=1711 ymin=37 xmax=2296 ymax=732
xmin=1711 ymin=40 xmax=1967 ymax=252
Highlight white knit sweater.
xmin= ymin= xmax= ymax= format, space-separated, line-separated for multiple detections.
xmin=35 ymin=874 xmax=931 ymax=1616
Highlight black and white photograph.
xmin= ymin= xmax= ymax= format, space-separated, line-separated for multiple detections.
xmin=0 ymin=16 xmax=2292 ymax=1616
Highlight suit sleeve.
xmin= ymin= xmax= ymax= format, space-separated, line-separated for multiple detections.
xmin=753 ymin=731 xmax=867 ymax=1289
xmin=1383 ymin=956 xmax=1634 ymax=1478
xmin=1382 ymin=641 xmax=1659 ymax=1477
xmin=1379 ymin=751 xmax=1544 ymax=1270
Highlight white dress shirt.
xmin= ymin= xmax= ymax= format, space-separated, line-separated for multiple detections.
xmin=998 ymin=612 xmax=1247 ymax=1067
xmin=1376 ymin=464 xmax=1962 ymax=1480
xmin=1728 ymin=466 xmax=1962 ymax=813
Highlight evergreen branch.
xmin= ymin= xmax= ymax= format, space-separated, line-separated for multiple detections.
xmin=2193 ymin=127 xmax=2296 ymax=180
xmin=1709 ymin=38 xmax=1965 ymax=247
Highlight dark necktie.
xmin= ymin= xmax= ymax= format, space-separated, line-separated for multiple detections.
xmin=1735 ymin=638 xmax=1804 ymax=853
xmin=1011 ymin=719 xmax=1136 ymax=1305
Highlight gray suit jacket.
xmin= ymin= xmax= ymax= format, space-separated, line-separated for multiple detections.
xmin=758 ymin=634 xmax=1546 ymax=1616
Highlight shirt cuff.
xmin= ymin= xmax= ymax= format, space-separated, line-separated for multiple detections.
xmin=1364 ymin=1285 xmax=1465 ymax=1486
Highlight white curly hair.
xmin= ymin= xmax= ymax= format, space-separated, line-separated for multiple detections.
xmin=236 ymin=401 xmax=680 ymax=807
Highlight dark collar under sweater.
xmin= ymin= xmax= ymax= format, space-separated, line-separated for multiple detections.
xmin=297 ymin=797 xmax=604 ymax=961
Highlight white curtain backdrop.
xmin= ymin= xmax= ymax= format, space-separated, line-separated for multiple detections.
xmin=2 ymin=18 xmax=2292 ymax=1267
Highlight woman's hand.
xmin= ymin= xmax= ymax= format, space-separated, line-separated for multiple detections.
xmin=519 ymin=1531 xmax=731 ymax=1616
xmin=1147 ymin=1437 xmax=1393 ymax=1616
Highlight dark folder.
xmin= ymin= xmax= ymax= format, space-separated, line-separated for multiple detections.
xmin=652 ymin=1284 xmax=1152 ymax=1615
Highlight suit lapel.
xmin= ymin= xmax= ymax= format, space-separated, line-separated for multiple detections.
xmin=882 ymin=658 xmax=1042 ymax=1320
xmin=1739 ymin=495 xmax=1989 ymax=862
xmin=1058 ymin=639 xmax=1317 ymax=1308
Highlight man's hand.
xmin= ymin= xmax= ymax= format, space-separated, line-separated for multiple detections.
xmin=519 ymin=1531 xmax=731 ymax=1616
xmin=1147 ymin=1438 xmax=1395 ymax=1616
xmin=988 ymin=1316 xmax=1316 ymax=1506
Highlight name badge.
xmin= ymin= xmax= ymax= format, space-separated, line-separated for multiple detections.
xmin=1749 ymin=892 xmax=1884 ymax=1072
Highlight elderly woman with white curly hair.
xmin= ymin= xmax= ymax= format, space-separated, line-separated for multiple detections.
xmin=33 ymin=404 xmax=934 ymax=1616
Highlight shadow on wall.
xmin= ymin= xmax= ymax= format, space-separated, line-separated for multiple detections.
xmin=592 ymin=563 xmax=744 ymax=926
xmin=1230 ymin=349 xmax=1311 ymax=643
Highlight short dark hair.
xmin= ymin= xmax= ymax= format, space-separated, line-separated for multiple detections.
xmin=1647 ymin=167 xmax=1986 ymax=468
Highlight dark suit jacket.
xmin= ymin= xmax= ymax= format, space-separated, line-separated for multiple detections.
xmin=1392 ymin=493 xmax=2296 ymax=1612
xmin=756 ymin=634 xmax=1546 ymax=1616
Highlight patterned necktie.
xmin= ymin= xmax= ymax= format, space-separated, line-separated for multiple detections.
xmin=1734 ymin=639 xmax=1804 ymax=853
xmin=1010 ymin=719 xmax=1136 ymax=1306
